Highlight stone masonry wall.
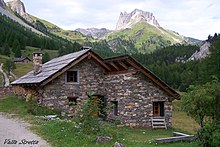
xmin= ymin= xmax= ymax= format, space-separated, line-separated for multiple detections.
xmin=14 ymin=58 xmax=173 ymax=127
xmin=0 ymin=86 xmax=14 ymax=97
xmin=41 ymin=59 xmax=106 ymax=114
xmin=105 ymin=72 xmax=172 ymax=127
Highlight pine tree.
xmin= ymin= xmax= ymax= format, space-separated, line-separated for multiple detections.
xmin=42 ymin=52 xmax=51 ymax=63
xmin=2 ymin=43 xmax=11 ymax=56
xmin=14 ymin=47 xmax=22 ymax=57
xmin=2 ymin=59 xmax=16 ymax=76
xmin=12 ymin=39 xmax=21 ymax=54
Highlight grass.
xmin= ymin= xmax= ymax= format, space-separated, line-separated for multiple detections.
xmin=0 ymin=95 xmax=198 ymax=147
xmin=31 ymin=15 xmax=89 ymax=44
xmin=0 ymin=55 xmax=10 ymax=63
xmin=107 ymin=22 xmax=185 ymax=53
xmin=0 ymin=95 xmax=29 ymax=116
xmin=13 ymin=62 xmax=33 ymax=78
xmin=23 ymin=46 xmax=58 ymax=59
xmin=0 ymin=47 xmax=57 ymax=79
xmin=0 ymin=73 xmax=3 ymax=86
xmin=33 ymin=121 xmax=198 ymax=147
xmin=0 ymin=95 xmax=58 ymax=117
xmin=172 ymin=100 xmax=199 ymax=133
xmin=11 ymin=46 xmax=59 ymax=78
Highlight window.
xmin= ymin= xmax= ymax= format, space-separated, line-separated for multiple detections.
xmin=68 ymin=97 xmax=77 ymax=106
xmin=153 ymin=102 xmax=164 ymax=117
xmin=66 ymin=70 xmax=79 ymax=83
xmin=111 ymin=101 xmax=118 ymax=116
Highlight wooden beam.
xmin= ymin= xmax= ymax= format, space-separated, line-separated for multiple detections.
xmin=110 ymin=62 xmax=120 ymax=71
xmin=41 ymin=53 xmax=89 ymax=86
xmin=105 ymin=70 xmax=139 ymax=75
xmin=126 ymin=59 xmax=176 ymax=97
xmin=104 ymin=55 xmax=129 ymax=62
xmin=87 ymin=54 xmax=92 ymax=59
xmin=118 ymin=61 xmax=128 ymax=70
xmin=90 ymin=53 xmax=112 ymax=71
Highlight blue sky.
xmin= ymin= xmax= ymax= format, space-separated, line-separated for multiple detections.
xmin=5 ymin=0 xmax=220 ymax=40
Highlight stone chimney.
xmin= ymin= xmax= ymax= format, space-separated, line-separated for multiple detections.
xmin=33 ymin=52 xmax=43 ymax=75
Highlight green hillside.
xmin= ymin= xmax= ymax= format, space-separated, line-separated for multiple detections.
xmin=107 ymin=22 xmax=185 ymax=53
xmin=23 ymin=46 xmax=58 ymax=59
xmin=31 ymin=16 xmax=93 ymax=43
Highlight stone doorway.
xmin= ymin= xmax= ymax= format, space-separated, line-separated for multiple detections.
xmin=153 ymin=101 xmax=164 ymax=117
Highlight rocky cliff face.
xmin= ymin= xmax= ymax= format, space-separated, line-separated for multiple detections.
xmin=75 ymin=28 xmax=112 ymax=39
xmin=0 ymin=0 xmax=6 ymax=8
xmin=188 ymin=42 xmax=211 ymax=61
xmin=6 ymin=0 xmax=26 ymax=16
xmin=6 ymin=0 xmax=34 ymax=23
xmin=0 ymin=0 xmax=44 ymax=35
xmin=116 ymin=9 xmax=160 ymax=30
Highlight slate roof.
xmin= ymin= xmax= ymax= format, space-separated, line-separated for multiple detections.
xmin=11 ymin=49 xmax=90 ymax=85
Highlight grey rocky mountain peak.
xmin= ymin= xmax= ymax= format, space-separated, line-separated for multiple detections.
xmin=75 ymin=28 xmax=112 ymax=39
xmin=0 ymin=0 xmax=44 ymax=35
xmin=116 ymin=9 xmax=160 ymax=30
xmin=6 ymin=0 xmax=26 ymax=16
xmin=188 ymin=42 xmax=211 ymax=61
xmin=0 ymin=0 xmax=6 ymax=8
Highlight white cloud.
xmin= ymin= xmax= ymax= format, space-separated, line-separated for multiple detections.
xmin=6 ymin=0 xmax=220 ymax=40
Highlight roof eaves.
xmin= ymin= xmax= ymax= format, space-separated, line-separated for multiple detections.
xmin=126 ymin=56 xmax=179 ymax=99
xmin=39 ymin=49 xmax=91 ymax=86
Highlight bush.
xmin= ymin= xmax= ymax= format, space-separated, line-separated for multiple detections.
xmin=77 ymin=94 xmax=101 ymax=134
xmin=197 ymin=122 xmax=220 ymax=147
xmin=27 ymin=95 xmax=60 ymax=116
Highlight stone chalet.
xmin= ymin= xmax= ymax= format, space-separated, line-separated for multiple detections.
xmin=12 ymin=57 xmax=31 ymax=64
xmin=11 ymin=48 xmax=179 ymax=128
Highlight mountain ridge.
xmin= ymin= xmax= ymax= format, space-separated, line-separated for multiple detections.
xmin=0 ymin=0 xmax=88 ymax=43
xmin=0 ymin=0 xmax=202 ymax=54
xmin=75 ymin=28 xmax=112 ymax=39
xmin=116 ymin=9 xmax=160 ymax=30
xmin=0 ymin=0 xmax=6 ymax=8
xmin=0 ymin=6 xmax=44 ymax=35
xmin=6 ymin=0 xmax=25 ymax=16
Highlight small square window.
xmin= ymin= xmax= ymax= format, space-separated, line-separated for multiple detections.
xmin=111 ymin=101 xmax=118 ymax=116
xmin=66 ymin=71 xmax=79 ymax=83
xmin=68 ymin=97 xmax=77 ymax=106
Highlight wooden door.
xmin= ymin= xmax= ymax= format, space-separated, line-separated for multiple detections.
xmin=91 ymin=95 xmax=107 ymax=118
xmin=153 ymin=102 xmax=160 ymax=117
xmin=91 ymin=96 xmax=98 ymax=116
xmin=153 ymin=102 xmax=164 ymax=117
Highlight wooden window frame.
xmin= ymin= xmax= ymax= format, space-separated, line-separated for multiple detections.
xmin=65 ymin=70 xmax=79 ymax=84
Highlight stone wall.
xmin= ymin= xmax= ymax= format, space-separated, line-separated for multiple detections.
xmin=13 ymin=58 xmax=173 ymax=127
xmin=41 ymin=58 xmax=106 ymax=113
xmin=104 ymin=71 xmax=172 ymax=127
xmin=0 ymin=86 xmax=14 ymax=97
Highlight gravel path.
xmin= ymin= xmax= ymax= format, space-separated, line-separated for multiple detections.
xmin=0 ymin=113 xmax=50 ymax=147
xmin=0 ymin=63 xmax=10 ymax=86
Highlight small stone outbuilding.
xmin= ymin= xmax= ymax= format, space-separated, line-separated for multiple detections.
xmin=11 ymin=49 xmax=179 ymax=128
xmin=12 ymin=57 xmax=31 ymax=64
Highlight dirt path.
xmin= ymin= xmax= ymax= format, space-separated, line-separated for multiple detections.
xmin=0 ymin=113 xmax=50 ymax=147
xmin=0 ymin=64 xmax=10 ymax=86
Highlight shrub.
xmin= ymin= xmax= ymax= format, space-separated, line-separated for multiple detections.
xmin=197 ymin=122 xmax=220 ymax=147
xmin=27 ymin=95 xmax=60 ymax=116
xmin=77 ymin=94 xmax=101 ymax=134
